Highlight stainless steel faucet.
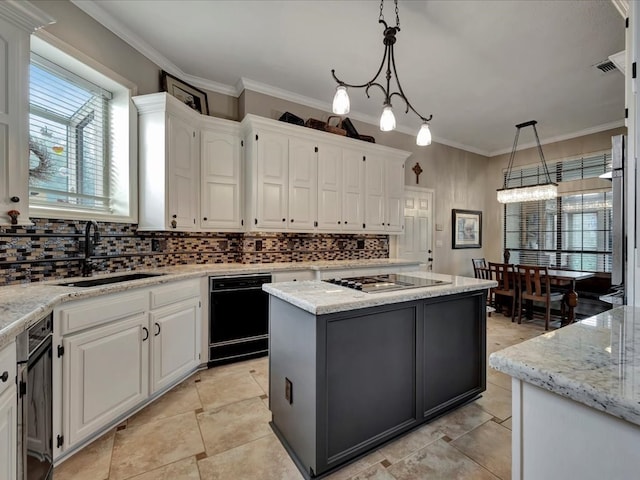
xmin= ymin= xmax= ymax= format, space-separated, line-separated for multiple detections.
xmin=81 ymin=220 xmax=101 ymax=276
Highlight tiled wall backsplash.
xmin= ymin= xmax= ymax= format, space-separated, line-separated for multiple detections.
xmin=0 ymin=219 xmax=389 ymax=286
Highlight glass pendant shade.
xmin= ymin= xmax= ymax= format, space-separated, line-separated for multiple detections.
xmin=332 ymin=86 xmax=350 ymax=115
xmin=416 ymin=123 xmax=432 ymax=146
xmin=496 ymin=183 xmax=558 ymax=204
xmin=380 ymin=106 xmax=396 ymax=131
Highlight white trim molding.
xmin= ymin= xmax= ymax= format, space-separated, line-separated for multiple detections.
xmin=0 ymin=0 xmax=55 ymax=32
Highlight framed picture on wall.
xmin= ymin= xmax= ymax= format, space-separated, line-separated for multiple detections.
xmin=452 ymin=209 xmax=482 ymax=249
xmin=161 ymin=71 xmax=209 ymax=115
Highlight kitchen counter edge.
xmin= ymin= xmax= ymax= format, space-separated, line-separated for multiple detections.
xmin=0 ymin=259 xmax=421 ymax=349
xmin=489 ymin=305 xmax=640 ymax=427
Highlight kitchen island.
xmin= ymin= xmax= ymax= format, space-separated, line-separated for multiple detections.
xmin=489 ymin=306 xmax=640 ymax=480
xmin=263 ymin=271 xmax=495 ymax=478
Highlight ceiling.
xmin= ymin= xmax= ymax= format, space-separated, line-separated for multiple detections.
xmin=73 ymin=0 xmax=625 ymax=156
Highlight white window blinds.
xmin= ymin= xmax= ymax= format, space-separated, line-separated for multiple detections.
xmin=504 ymin=153 xmax=612 ymax=272
xmin=29 ymin=53 xmax=113 ymax=212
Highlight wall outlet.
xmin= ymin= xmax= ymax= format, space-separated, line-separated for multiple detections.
xmin=436 ymin=240 xmax=443 ymax=248
xmin=151 ymin=239 xmax=166 ymax=252
xmin=285 ymin=377 xmax=293 ymax=404
xmin=255 ymin=239 xmax=263 ymax=251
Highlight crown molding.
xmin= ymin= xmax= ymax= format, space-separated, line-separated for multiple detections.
xmin=71 ymin=0 xmax=236 ymax=96
xmin=488 ymin=119 xmax=626 ymax=157
xmin=0 ymin=0 xmax=55 ymax=32
xmin=610 ymin=0 xmax=629 ymax=18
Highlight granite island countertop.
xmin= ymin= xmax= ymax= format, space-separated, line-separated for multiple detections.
xmin=0 ymin=258 xmax=420 ymax=349
xmin=489 ymin=305 xmax=640 ymax=427
xmin=262 ymin=270 xmax=496 ymax=315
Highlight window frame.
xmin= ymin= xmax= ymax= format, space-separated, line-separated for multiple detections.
xmin=502 ymin=151 xmax=612 ymax=273
xmin=29 ymin=32 xmax=138 ymax=223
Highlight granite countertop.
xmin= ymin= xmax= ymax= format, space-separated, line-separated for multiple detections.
xmin=263 ymin=271 xmax=496 ymax=315
xmin=0 ymin=259 xmax=420 ymax=349
xmin=489 ymin=306 xmax=640 ymax=427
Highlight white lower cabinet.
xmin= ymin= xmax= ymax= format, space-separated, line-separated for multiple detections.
xmin=150 ymin=297 xmax=200 ymax=393
xmin=63 ymin=313 xmax=149 ymax=447
xmin=0 ymin=340 xmax=16 ymax=480
xmin=0 ymin=385 xmax=17 ymax=480
xmin=54 ymin=279 xmax=201 ymax=457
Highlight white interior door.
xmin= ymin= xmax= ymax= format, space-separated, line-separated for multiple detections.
xmin=397 ymin=187 xmax=434 ymax=269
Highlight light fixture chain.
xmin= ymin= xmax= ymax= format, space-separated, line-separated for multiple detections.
xmin=379 ymin=0 xmax=385 ymax=23
xmin=531 ymin=123 xmax=553 ymax=184
xmin=395 ymin=0 xmax=400 ymax=28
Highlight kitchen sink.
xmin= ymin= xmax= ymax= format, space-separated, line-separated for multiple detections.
xmin=57 ymin=272 xmax=166 ymax=288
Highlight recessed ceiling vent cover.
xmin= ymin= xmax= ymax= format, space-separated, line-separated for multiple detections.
xmin=595 ymin=59 xmax=618 ymax=73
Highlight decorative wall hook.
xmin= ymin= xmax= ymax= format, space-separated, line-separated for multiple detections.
xmin=412 ymin=162 xmax=423 ymax=184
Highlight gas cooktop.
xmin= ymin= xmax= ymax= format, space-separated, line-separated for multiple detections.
xmin=323 ymin=274 xmax=450 ymax=294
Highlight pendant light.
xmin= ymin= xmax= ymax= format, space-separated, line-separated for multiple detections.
xmin=330 ymin=0 xmax=433 ymax=146
xmin=496 ymin=120 xmax=558 ymax=204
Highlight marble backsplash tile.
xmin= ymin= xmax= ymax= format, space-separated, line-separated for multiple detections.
xmin=0 ymin=219 xmax=389 ymax=286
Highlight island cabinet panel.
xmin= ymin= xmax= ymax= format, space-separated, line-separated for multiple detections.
xmin=269 ymin=290 xmax=487 ymax=478
xmin=421 ymin=292 xmax=486 ymax=419
xmin=325 ymin=306 xmax=418 ymax=461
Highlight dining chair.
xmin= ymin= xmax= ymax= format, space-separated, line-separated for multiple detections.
xmin=488 ymin=262 xmax=517 ymax=321
xmin=472 ymin=258 xmax=487 ymax=278
xmin=516 ymin=264 xmax=565 ymax=330
xmin=472 ymin=258 xmax=494 ymax=316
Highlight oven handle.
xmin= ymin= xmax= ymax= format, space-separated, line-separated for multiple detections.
xmin=211 ymin=286 xmax=265 ymax=293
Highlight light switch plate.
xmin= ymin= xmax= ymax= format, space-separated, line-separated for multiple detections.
xmin=435 ymin=223 xmax=444 ymax=231
xmin=436 ymin=240 xmax=443 ymax=247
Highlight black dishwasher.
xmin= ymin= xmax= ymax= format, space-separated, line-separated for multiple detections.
xmin=209 ymin=274 xmax=271 ymax=366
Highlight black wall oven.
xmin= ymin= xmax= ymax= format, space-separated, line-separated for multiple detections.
xmin=209 ymin=274 xmax=271 ymax=366
xmin=17 ymin=314 xmax=53 ymax=480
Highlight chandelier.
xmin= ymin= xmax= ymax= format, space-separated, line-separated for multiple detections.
xmin=496 ymin=120 xmax=558 ymax=204
xmin=330 ymin=0 xmax=433 ymax=146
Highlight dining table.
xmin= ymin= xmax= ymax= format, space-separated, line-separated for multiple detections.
xmin=544 ymin=269 xmax=595 ymax=325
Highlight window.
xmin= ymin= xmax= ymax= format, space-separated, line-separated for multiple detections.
xmin=28 ymin=34 xmax=137 ymax=222
xmin=29 ymin=54 xmax=111 ymax=211
xmin=503 ymin=153 xmax=612 ymax=272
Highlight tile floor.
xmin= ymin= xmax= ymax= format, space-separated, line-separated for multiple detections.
xmin=53 ymin=312 xmax=545 ymax=480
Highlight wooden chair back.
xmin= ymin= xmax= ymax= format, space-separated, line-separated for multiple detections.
xmin=489 ymin=262 xmax=516 ymax=292
xmin=517 ymin=264 xmax=550 ymax=301
xmin=472 ymin=258 xmax=489 ymax=279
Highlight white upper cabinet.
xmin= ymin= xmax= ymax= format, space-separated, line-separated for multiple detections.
xmin=253 ymin=130 xmax=290 ymax=229
xmin=242 ymin=114 xmax=410 ymax=234
xmin=385 ymin=158 xmax=406 ymax=233
xmin=134 ymin=93 xmax=199 ymax=231
xmin=167 ymin=113 xmax=199 ymax=230
xmin=288 ymin=137 xmax=317 ymax=230
xmin=317 ymin=143 xmax=344 ymax=231
xmin=342 ymin=148 xmax=365 ymax=231
xmin=364 ymin=153 xmax=386 ymax=232
xmin=0 ymin=4 xmax=54 ymax=226
xmin=200 ymin=119 xmax=243 ymax=231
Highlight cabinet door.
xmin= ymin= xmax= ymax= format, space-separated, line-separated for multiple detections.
xmin=364 ymin=153 xmax=386 ymax=232
xmin=256 ymin=131 xmax=289 ymax=229
xmin=342 ymin=149 xmax=365 ymax=231
xmin=63 ymin=313 xmax=149 ymax=448
xmin=201 ymin=129 xmax=242 ymax=230
xmin=317 ymin=143 xmax=342 ymax=231
xmin=385 ymin=159 xmax=405 ymax=233
xmin=0 ymin=17 xmax=29 ymax=226
xmin=421 ymin=294 xmax=485 ymax=419
xmin=167 ymin=113 xmax=198 ymax=230
xmin=288 ymin=137 xmax=317 ymax=230
xmin=150 ymin=297 xmax=201 ymax=393
xmin=0 ymin=385 xmax=17 ymax=480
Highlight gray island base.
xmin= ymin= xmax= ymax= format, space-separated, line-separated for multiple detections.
xmin=265 ymin=272 xmax=492 ymax=478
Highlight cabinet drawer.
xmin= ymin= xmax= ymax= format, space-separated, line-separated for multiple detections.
xmin=150 ymin=279 xmax=200 ymax=309
xmin=0 ymin=341 xmax=16 ymax=398
xmin=272 ymin=270 xmax=315 ymax=283
xmin=58 ymin=291 xmax=148 ymax=335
